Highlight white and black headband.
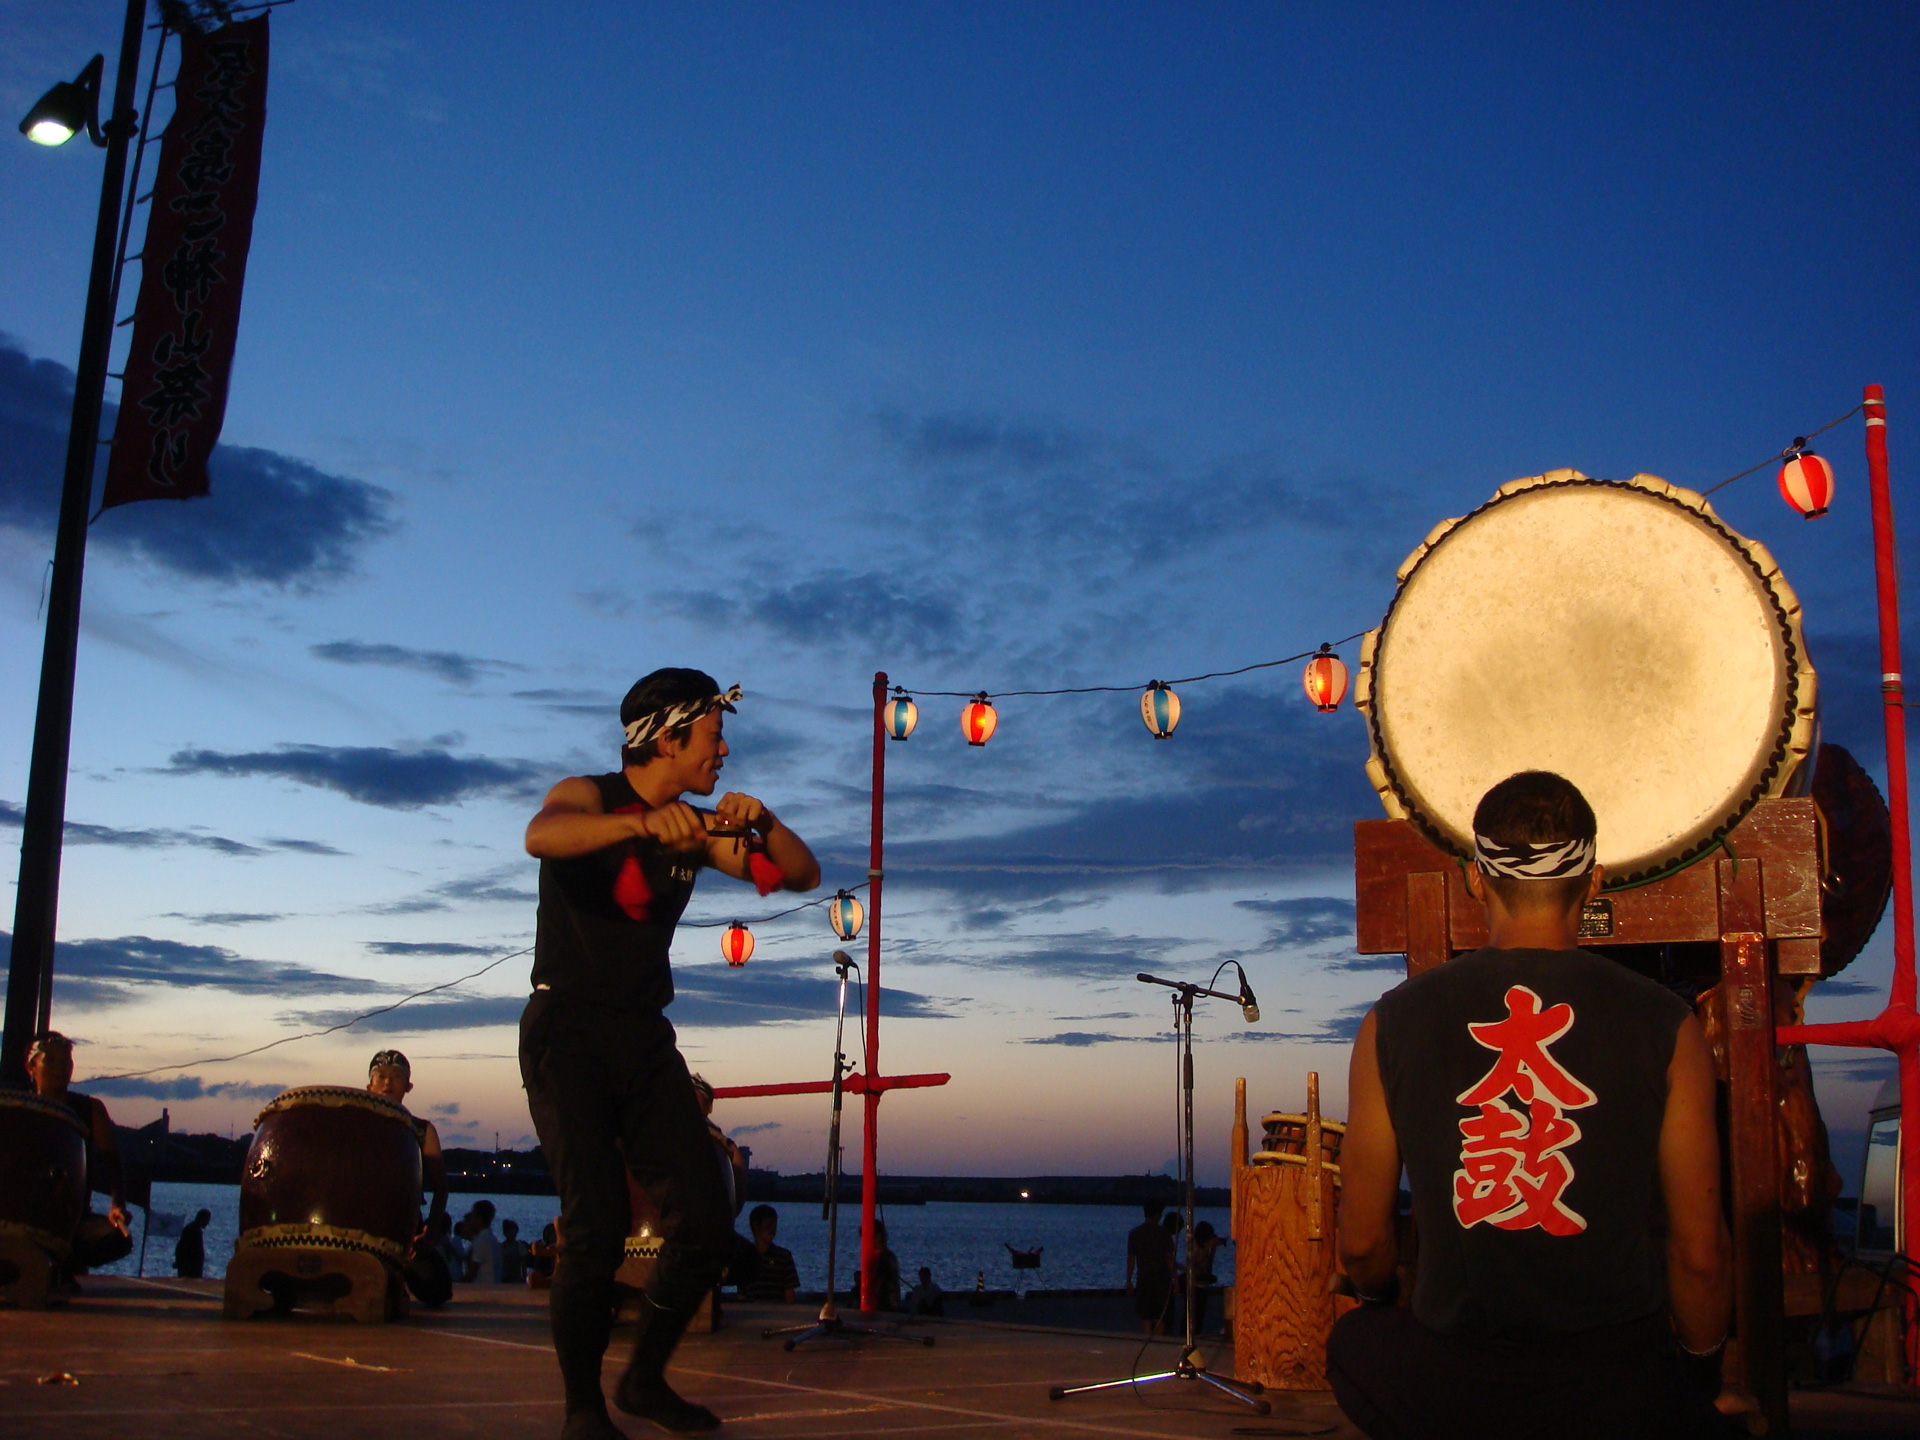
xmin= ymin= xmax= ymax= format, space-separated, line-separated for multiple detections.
xmin=623 ymin=683 xmax=742 ymax=751
xmin=1472 ymin=832 xmax=1596 ymax=881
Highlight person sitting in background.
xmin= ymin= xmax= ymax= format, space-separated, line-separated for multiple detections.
xmin=906 ymin=1266 xmax=944 ymax=1316
xmin=1125 ymin=1200 xmax=1175 ymax=1336
xmin=500 ymin=1219 xmax=528 ymax=1285
xmin=738 ymin=1205 xmax=798 ymax=1303
xmin=174 ymin=1208 xmax=212 ymax=1279
xmin=466 ymin=1200 xmax=501 ymax=1283
xmin=1330 ymin=771 xmax=1732 ymax=1439
xmin=26 ymin=1032 xmax=132 ymax=1276
xmin=527 ymin=1219 xmax=561 ymax=1285
xmin=365 ymin=1049 xmax=448 ymax=1227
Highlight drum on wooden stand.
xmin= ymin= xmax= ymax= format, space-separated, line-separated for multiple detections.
xmin=1356 ymin=470 xmax=1818 ymax=886
xmin=0 ymin=1092 xmax=88 ymax=1306
xmin=226 ymin=1086 xmax=422 ymax=1322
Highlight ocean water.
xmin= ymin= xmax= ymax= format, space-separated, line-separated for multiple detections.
xmin=100 ymin=1184 xmax=1233 ymax=1294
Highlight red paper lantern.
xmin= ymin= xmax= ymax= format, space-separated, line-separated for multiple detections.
xmin=721 ymin=921 xmax=754 ymax=966
xmin=1777 ymin=447 xmax=1835 ymax=519
xmin=960 ymin=693 xmax=998 ymax=746
xmin=1303 ymin=644 xmax=1348 ymax=712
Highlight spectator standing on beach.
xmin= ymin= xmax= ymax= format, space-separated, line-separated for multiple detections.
xmin=1126 ymin=1201 xmax=1175 ymax=1336
xmin=174 ymin=1208 xmax=212 ymax=1279
xmin=739 ymin=1205 xmax=799 ymax=1302
xmin=1188 ymin=1220 xmax=1226 ymax=1333
xmin=521 ymin=668 xmax=820 ymax=1436
xmin=500 ymin=1220 xmax=528 ymax=1285
xmin=466 ymin=1201 xmax=501 ymax=1283
xmin=872 ymin=1220 xmax=903 ymax=1310
xmin=26 ymin=1032 xmax=132 ymax=1275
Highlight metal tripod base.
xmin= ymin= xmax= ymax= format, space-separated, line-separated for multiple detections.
xmin=764 ymin=1300 xmax=935 ymax=1351
xmin=1050 ymin=1351 xmax=1268 ymax=1413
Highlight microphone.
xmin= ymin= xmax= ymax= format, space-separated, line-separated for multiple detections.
xmin=1236 ymin=964 xmax=1260 ymax=1024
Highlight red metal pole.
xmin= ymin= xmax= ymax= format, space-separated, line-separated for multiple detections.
xmin=1863 ymin=384 xmax=1920 ymax=1378
xmin=860 ymin=671 xmax=886 ymax=1311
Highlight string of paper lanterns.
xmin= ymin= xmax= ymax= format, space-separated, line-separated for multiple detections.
xmin=882 ymin=640 xmax=1358 ymax=751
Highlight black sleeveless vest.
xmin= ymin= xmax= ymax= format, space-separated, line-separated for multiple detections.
xmin=530 ymin=772 xmax=702 ymax=1011
xmin=1373 ymin=945 xmax=1689 ymax=1340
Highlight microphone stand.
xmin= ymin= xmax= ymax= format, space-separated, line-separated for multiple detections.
xmin=1049 ymin=972 xmax=1269 ymax=1415
xmin=764 ymin=952 xmax=932 ymax=1350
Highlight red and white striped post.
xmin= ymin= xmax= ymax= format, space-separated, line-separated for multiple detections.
xmin=1778 ymin=383 xmax=1919 ymax=1382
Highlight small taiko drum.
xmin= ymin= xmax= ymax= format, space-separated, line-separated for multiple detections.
xmin=1256 ymin=1112 xmax=1346 ymax=1169
xmin=238 ymin=1087 xmax=421 ymax=1266
xmin=1357 ymin=471 xmax=1818 ymax=886
xmin=0 ymin=1091 xmax=88 ymax=1257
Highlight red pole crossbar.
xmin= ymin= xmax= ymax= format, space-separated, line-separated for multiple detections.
xmin=1778 ymin=384 xmax=1917 ymax=1382
xmin=711 ymin=1072 xmax=952 ymax=1101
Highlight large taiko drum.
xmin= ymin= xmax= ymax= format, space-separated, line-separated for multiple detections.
xmin=1357 ymin=471 xmax=1818 ymax=886
xmin=237 ymin=1086 xmax=422 ymax=1266
xmin=0 ymin=1091 xmax=88 ymax=1257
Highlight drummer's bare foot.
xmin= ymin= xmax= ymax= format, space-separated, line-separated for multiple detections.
xmin=613 ymin=1376 xmax=719 ymax=1434
xmin=560 ymin=1406 xmax=627 ymax=1440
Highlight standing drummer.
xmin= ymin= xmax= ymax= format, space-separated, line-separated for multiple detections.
xmin=1330 ymin=771 xmax=1731 ymax=1438
xmin=521 ymin=668 xmax=819 ymax=1438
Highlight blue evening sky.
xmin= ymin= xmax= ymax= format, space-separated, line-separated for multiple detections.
xmin=0 ymin=1 xmax=1914 ymax=1181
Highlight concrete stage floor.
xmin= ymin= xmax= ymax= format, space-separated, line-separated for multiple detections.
xmin=4 ymin=1278 xmax=1916 ymax=1439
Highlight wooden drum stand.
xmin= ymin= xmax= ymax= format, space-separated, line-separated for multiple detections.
xmin=1354 ymin=796 xmax=1821 ymax=1436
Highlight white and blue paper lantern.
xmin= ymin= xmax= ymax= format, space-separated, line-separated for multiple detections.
xmin=884 ymin=692 xmax=919 ymax=741
xmin=829 ymin=890 xmax=865 ymax=941
xmin=1140 ymin=681 xmax=1181 ymax=739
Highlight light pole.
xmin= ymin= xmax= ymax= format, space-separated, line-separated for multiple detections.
xmin=0 ymin=0 xmax=149 ymax=1085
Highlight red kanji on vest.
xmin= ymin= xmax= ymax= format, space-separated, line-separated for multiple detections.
xmin=1452 ymin=985 xmax=1594 ymax=1236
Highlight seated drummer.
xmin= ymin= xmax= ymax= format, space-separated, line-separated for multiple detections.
xmin=26 ymin=1032 xmax=133 ymax=1274
xmin=1331 ymin=771 xmax=1732 ymax=1440
xmin=366 ymin=1048 xmax=448 ymax=1226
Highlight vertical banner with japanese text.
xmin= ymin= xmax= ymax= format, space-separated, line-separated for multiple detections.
xmin=102 ymin=15 xmax=269 ymax=511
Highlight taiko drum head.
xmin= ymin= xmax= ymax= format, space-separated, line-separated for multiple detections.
xmin=1357 ymin=471 xmax=1817 ymax=886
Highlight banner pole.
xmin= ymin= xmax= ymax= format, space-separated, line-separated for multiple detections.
xmin=1 ymin=0 xmax=148 ymax=1078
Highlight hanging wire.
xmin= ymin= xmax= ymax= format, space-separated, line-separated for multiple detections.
xmin=899 ymin=631 xmax=1371 ymax=701
xmin=1701 ymin=405 xmax=1864 ymax=498
xmin=678 ymin=879 xmax=870 ymax=928
xmin=94 ymin=944 xmax=533 ymax=1080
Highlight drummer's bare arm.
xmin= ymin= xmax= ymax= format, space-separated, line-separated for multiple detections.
xmin=86 ymin=1097 xmax=131 ymax=1230
xmin=1659 ymin=1016 xmax=1733 ymax=1354
xmin=703 ymin=792 xmax=821 ymax=891
xmin=1337 ymin=1009 xmax=1401 ymax=1298
xmin=421 ymin=1120 xmax=448 ymax=1224
xmin=524 ymin=777 xmax=708 ymax=859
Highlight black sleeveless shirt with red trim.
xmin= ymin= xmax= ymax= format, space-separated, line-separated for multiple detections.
xmin=530 ymin=772 xmax=703 ymax=1011
xmin=1374 ymin=945 xmax=1690 ymax=1341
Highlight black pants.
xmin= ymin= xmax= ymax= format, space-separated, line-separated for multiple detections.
xmin=1328 ymin=1305 xmax=1726 ymax=1440
xmin=520 ymin=992 xmax=733 ymax=1413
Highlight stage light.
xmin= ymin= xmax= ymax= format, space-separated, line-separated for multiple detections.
xmin=961 ymin=693 xmax=998 ymax=746
xmin=1303 ymin=644 xmax=1348 ymax=712
xmin=829 ymin=890 xmax=864 ymax=941
xmin=18 ymin=57 xmax=105 ymax=148
xmin=1778 ymin=445 xmax=1835 ymax=519
xmin=884 ymin=691 xmax=918 ymax=740
xmin=1139 ymin=681 xmax=1180 ymax=739
xmin=721 ymin=921 xmax=754 ymax=966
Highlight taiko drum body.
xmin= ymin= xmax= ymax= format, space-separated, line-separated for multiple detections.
xmin=1358 ymin=471 xmax=1818 ymax=886
xmin=239 ymin=1086 xmax=422 ymax=1263
xmin=0 ymin=1091 xmax=88 ymax=1253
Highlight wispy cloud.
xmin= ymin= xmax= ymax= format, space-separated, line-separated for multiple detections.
xmin=364 ymin=941 xmax=507 ymax=957
xmin=85 ymin=1074 xmax=284 ymax=1101
xmin=0 ymin=340 xmax=396 ymax=587
xmin=5 ymin=931 xmax=391 ymax=1009
xmin=0 ymin=800 xmax=345 ymax=858
xmin=165 ymin=912 xmax=286 ymax=926
xmin=1024 ymin=1030 xmax=1154 ymax=1047
xmin=163 ymin=744 xmax=542 ymax=809
xmin=311 ymin=640 xmax=524 ymax=686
